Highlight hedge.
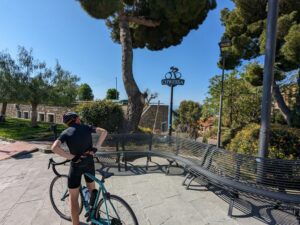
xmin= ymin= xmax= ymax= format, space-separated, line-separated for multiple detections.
xmin=228 ymin=123 xmax=300 ymax=159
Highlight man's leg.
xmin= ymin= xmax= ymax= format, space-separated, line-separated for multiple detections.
xmin=85 ymin=156 xmax=96 ymax=193
xmin=86 ymin=181 xmax=96 ymax=193
xmin=69 ymin=187 xmax=80 ymax=225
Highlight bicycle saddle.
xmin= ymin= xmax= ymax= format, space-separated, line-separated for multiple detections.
xmin=96 ymin=169 xmax=114 ymax=179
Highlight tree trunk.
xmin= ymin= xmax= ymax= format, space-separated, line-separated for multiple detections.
xmin=272 ymin=80 xmax=292 ymax=126
xmin=291 ymin=71 xmax=300 ymax=127
xmin=1 ymin=102 xmax=7 ymax=116
xmin=119 ymin=14 xmax=145 ymax=132
xmin=0 ymin=102 xmax=7 ymax=122
xmin=31 ymin=103 xmax=38 ymax=127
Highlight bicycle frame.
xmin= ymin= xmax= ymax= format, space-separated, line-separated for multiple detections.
xmin=82 ymin=172 xmax=120 ymax=225
xmin=49 ymin=158 xmax=121 ymax=225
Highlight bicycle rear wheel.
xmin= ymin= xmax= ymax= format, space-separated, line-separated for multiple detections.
xmin=49 ymin=175 xmax=83 ymax=221
xmin=95 ymin=194 xmax=138 ymax=225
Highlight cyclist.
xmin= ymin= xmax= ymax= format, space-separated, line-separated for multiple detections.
xmin=51 ymin=112 xmax=107 ymax=225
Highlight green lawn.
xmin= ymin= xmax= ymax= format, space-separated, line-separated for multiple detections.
xmin=0 ymin=117 xmax=66 ymax=141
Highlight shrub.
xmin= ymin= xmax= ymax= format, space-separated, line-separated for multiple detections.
xmin=138 ymin=126 xmax=152 ymax=134
xmin=228 ymin=123 xmax=300 ymax=159
xmin=76 ymin=100 xmax=123 ymax=132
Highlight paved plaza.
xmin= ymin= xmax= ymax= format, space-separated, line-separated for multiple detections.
xmin=0 ymin=149 xmax=297 ymax=225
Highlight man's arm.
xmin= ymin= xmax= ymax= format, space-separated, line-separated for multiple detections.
xmin=51 ymin=140 xmax=74 ymax=160
xmin=95 ymin=127 xmax=108 ymax=148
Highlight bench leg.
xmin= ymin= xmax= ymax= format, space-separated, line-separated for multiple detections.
xmin=228 ymin=198 xmax=234 ymax=217
xmin=117 ymin=155 xmax=121 ymax=172
xmin=228 ymin=193 xmax=239 ymax=217
xmin=295 ymin=209 xmax=300 ymax=225
xmin=125 ymin=158 xmax=128 ymax=171
xmin=165 ymin=160 xmax=174 ymax=175
xmin=186 ymin=176 xmax=196 ymax=190
xmin=182 ymin=173 xmax=192 ymax=186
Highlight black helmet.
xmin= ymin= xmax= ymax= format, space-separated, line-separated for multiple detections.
xmin=63 ymin=112 xmax=78 ymax=124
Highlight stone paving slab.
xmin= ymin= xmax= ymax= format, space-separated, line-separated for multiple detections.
xmin=0 ymin=152 xmax=296 ymax=225
xmin=0 ymin=141 xmax=39 ymax=160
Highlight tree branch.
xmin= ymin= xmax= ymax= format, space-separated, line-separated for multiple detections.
xmin=127 ymin=16 xmax=160 ymax=27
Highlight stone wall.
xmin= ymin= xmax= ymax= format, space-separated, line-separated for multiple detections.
xmin=2 ymin=103 xmax=73 ymax=123
xmin=1 ymin=103 xmax=169 ymax=131
xmin=139 ymin=104 xmax=169 ymax=132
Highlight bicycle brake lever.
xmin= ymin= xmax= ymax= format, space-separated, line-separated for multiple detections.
xmin=48 ymin=158 xmax=53 ymax=169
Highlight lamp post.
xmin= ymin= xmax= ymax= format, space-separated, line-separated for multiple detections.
xmin=217 ymin=39 xmax=232 ymax=148
xmin=161 ymin=67 xmax=185 ymax=136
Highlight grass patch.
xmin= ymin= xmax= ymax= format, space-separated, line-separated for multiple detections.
xmin=0 ymin=117 xmax=66 ymax=141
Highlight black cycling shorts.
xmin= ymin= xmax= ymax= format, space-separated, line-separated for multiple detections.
xmin=68 ymin=155 xmax=95 ymax=189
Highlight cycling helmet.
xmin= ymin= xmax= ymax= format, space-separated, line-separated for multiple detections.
xmin=63 ymin=112 xmax=78 ymax=124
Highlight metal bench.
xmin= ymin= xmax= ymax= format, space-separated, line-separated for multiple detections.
xmin=95 ymin=134 xmax=300 ymax=223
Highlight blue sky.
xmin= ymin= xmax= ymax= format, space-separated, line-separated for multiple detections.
xmin=0 ymin=0 xmax=234 ymax=106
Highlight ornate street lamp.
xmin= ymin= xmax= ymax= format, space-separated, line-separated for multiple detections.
xmin=217 ymin=38 xmax=232 ymax=148
xmin=161 ymin=67 xmax=185 ymax=136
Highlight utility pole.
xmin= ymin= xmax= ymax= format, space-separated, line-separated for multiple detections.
xmin=115 ymin=76 xmax=118 ymax=100
xmin=258 ymin=0 xmax=279 ymax=158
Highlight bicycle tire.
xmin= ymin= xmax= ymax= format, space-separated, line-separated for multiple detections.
xmin=49 ymin=175 xmax=83 ymax=221
xmin=95 ymin=194 xmax=138 ymax=225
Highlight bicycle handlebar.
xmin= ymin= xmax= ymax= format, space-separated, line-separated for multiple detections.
xmin=48 ymin=158 xmax=70 ymax=176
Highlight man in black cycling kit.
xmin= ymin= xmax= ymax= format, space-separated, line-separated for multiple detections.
xmin=51 ymin=112 xmax=107 ymax=225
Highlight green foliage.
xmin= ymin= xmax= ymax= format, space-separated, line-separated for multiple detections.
xmin=80 ymin=0 xmax=217 ymax=50
xmin=220 ymin=0 xmax=300 ymax=72
xmin=0 ymin=51 xmax=24 ymax=104
xmin=106 ymin=88 xmax=119 ymax=100
xmin=242 ymin=62 xmax=286 ymax=87
xmin=78 ymin=83 xmax=94 ymax=101
xmin=52 ymin=62 xmax=80 ymax=106
xmin=0 ymin=117 xmax=65 ymax=140
xmin=202 ymin=127 xmax=217 ymax=141
xmin=17 ymin=47 xmax=79 ymax=107
xmin=138 ymin=126 xmax=152 ymax=134
xmin=271 ymin=109 xmax=287 ymax=125
xmin=76 ymin=100 xmax=123 ymax=132
xmin=228 ymin=123 xmax=300 ymax=159
xmin=282 ymin=24 xmax=300 ymax=66
xmin=242 ymin=62 xmax=264 ymax=86
xmin=174 ymin=100 xmax=202 ymax=139
xmin=202 ymin=70 xmax=261 ymax=129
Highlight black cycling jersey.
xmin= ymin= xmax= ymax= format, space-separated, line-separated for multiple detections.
xmin=58 ymin=123 xmax=96 ymax=156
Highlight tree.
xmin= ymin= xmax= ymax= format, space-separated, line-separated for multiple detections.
xmin=174 ymin=100 xmax=202 ymax=139
xmin=106 ymin=88 xmax=119 ymax=100
xmin=78 ymin=83 xmax=94 ymax=101
xmin=144 ymin=88 xmax=158 ymax=105
xmin=17 ymin=47 xmax=52 ymax=127
xmin=52 ymin=62 xmax=80 ymax=106
xmin=78 ymin=0 xmax=216 ymax=132
xmin=202 ymin=70 xmax=261 ymax=129
xmin=219 ymin=0 xmax=300 ymax=127
xmin=17 ymin=47 xmax=79 ymax=127
xmin=0 ymin=51 xmax=20 ymax=118
xmin=0 ymin=51 xmax=27 ymax=119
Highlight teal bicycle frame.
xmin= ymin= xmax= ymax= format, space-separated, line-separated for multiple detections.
xmin=81 ymin=172 xmax=120 ymax=225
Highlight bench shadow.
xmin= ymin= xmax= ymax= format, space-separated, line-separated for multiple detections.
xmin=207 ymin=185 xmax=299 ymax=225
xmin=95 ymin=156 xmax=185 ymax=176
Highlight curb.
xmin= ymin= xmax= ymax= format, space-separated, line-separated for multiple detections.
xmin=39 ymin=148 xmax=53 ymax=154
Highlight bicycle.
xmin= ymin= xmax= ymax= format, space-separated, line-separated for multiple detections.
xmin=48 ymin=158 xmax=139 ymax=225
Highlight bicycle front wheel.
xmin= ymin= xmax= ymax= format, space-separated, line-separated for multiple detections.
xmin=95 ymin=194 xmax=138 ymax=225
xmin=49 ymin=175 xmax=83 ymax=221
